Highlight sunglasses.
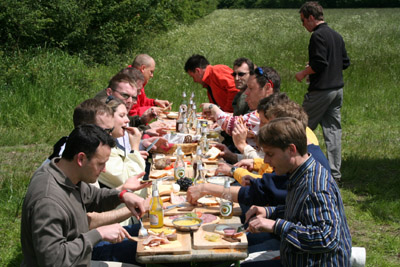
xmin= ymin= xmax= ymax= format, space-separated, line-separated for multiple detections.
xmin=231 ymin=72 xmax=249 ymax=77
xmin=103 ymin=127 xmax=114 ymax=135
xmin=255 ymin=67 xmax=274 ymax=88
xmin=113 ymin=90 xmax=137 ymax=101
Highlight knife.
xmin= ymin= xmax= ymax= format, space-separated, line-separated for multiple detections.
xmin=164 ymin=203 xmax=188 ymax=212
xmin=146 ymin=138 xmax=160 ymax=152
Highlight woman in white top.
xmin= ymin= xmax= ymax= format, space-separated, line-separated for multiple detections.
xmin=97 ymin=96 xmax=147 ymax=197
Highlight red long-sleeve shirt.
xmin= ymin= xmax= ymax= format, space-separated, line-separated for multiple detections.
xmin=202 ymin=65 xmax=239 ymax=113
xmin=128 ymin=87 xmax=155 ymax=116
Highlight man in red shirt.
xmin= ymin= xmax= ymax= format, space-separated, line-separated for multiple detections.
xmin=184 ymin=54 xmax=239 ymax=113
xmin=128 ymin=54 xmax=170 ymax=116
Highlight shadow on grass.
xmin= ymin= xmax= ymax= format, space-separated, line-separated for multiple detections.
xmin=8 ymin=252 xmax=22 ymax=267
xmin=341 ymin=156 xmax=400 ymax=222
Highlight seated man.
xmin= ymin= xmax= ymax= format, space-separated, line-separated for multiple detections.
xmin=245 ymin=117 xmax=351 ymax=265
xmin=128 ymin=54 xmax=171 ymax=116
xmin=231 ymin=57 xmax=253 ymax=116
xmin=42 ymin=98 xmax=115 ymax=166
xmin=20 ymin=124 xmax=146 ymax=266
xmin=184 ymin=54 xmax=239 ymax=113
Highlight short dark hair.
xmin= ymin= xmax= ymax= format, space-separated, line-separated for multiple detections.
xmin=299 ymin=1 xmax=324 ymax=20
xmin=184 ymin=54 xmax=210 ymax=72
xmin=257 ymin=117 xmax=307 ymax=156
xmin=62 ymin=124 xmax=116 ymax=161
xmin=73 ymin=99 xmax=113 ymax=128
xmin=118 ymin=67 xmax=145 ymax=84
xmin=257 ymin=93 xmax=290 ymax=115
xmin=107 ymin=72 xmax=135 ymax=91
xmin=233 ymin=57 xmax=255 ymax=75
xmin=265 ymin=100 xmax=309 ymax=130
xmin=254 ymin=66 xmax=281 ymax=92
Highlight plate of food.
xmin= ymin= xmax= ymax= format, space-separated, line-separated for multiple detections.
xmin=206 ymin=176 xmax=235 ymax=186
xmin=172 ymin=217 xmax=203 ymax=232
xmin=165 ymin=212 xmax=219 ymax=227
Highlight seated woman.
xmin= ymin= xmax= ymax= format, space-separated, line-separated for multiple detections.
xmin=97 ymin=96 xmax=146 ymax=198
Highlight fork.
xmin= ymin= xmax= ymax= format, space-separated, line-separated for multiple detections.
xmin=138 ymin=218 xmax=148 ymax=238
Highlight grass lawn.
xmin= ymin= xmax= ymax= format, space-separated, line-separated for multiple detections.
xmin=1 ymin=8 xmax=400 ymax=266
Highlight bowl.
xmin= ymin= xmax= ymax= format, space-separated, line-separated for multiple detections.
xmin=172 ymin=216 xmax=203 ymax=232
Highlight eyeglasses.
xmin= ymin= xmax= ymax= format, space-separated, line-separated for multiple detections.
xmin=103 ymin=127 xmax=114 ymax=135
xmin=113 ymin=89 xmax=137 ymax=101
xmin=231 ymin=72 xmax=249 ymax=77
xmin=255 ymin=67 xmax=274 ymax=89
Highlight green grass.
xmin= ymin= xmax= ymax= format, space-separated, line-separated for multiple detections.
xmin=1 ymin=8 xmax=400 ymax=266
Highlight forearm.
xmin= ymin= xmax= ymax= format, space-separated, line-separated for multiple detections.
xmin=88 ymin=207 xmax=132 ymax=229
xmin=201 ymin=183 xmax=240 ymax=203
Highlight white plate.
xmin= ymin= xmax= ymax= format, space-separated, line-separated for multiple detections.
xmin=167 ymin=112 xmax=179 ymax=119
xmin=206 ymin=176 xmax=235 ymax=186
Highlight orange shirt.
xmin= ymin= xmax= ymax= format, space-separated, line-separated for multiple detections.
xmin=202 ymin=65 xmax=239 ymax=113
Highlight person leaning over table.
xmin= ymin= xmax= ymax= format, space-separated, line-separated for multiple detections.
xmin=128 ymin=54 xmax=171 ymax=116
xmin=245 ymin=117 xmax=351 ymax=266
xmin=184 ymin=54 xmax=239 ymax=113
xmin=201 ymin=66 xmax=281 ymax=149
xmin=20 ymin=124 xmax=146 ymax=266
xmin=216 ymin=95 xmax=329 ymax=185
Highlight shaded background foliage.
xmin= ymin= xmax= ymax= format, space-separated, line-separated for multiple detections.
xmin=0 ymin=0 xmax=218 ymax=64
xmin=218 ymin=0 xmax=400 ymax=8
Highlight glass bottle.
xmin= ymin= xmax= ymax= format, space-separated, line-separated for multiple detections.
xmin=182 ymin=117 xmax=189 ymax=134
xmin=195 ymin=121 xmax=201 ymax=136
xmin=189 ymin=103 xmax=197 ymax=129
xmin=220 ymin=177 xmax=233 ymax=219
xmin=180 ymin=91 xmax=187 ymax=114
xmin=149 ymin=182 xmax=164 ymax=228
xmin=176 ymin=106 xmax=183 ymax=132
xmin=194 ymin=163 xmax=206 ymax=185
xmin=174 ymin=146 xmax=186 ymax=180
xmin=199 ymin=126 xmax=209 ymax=154
xmin=192 ymin=147 xmax=202 ymax=176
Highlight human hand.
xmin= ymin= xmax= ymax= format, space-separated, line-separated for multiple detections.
xmin=139 ymin=150 xmax=149 ymax=159
xmin=295 ymin=70 xmax=306 ymax=82
xmin=216 ymin=162 xmax=232 ymax=176
xmin=97 ymin=223 xmax=132 ymax=243
xmin=232 ymin=122 xmax=248 ymax=153
xmin=214 ymin=143 xmax=238 ymax=163
xmin=186 ymin=184 xmax=205 ymax=205
xmin=121 ymin=172 xmax=152 ymax=192
xmin=248 ymin=217 xmax=276 ymax=233
xmin=154 ymin=99 xmax=170 ymax=108
xmin=141 ymin=107 xmax=161 ymax=124
xmin=121 ymin=192 xmax=146 ymax=220
xmin=125 ymin=126 xmax=142 ymax=151
xmin=245 ymin=205 xmax=267 ymax=223
xmin=234 ymin=159 xmax=254 ymax=171
xmin=241 ymin=175 xmax=254 ymax=186
xmin=142 ymin=137 xmax=169 ymax=151
xmin=145 ymin=127 xmax=168 ymax=137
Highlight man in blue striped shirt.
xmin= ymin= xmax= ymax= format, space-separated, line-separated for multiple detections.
xmin=246 ymin=117 xmax=351 ymax=266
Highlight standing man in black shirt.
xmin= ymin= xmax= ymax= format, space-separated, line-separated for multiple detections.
xmin=295 ymin=1 xmax=350 ymax=182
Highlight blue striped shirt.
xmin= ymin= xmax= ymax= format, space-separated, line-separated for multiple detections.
xmin=265 ymin=156 xmax=352 ymax=266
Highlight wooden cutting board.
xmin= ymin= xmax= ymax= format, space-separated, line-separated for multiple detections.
xmin=136 ymin=232 xmax=192 ymax=256
xmin=193 ymin=222 xmax=248 ymax=249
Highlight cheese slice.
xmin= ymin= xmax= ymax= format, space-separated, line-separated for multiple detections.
xmin=148 ymin=227 xmax=176 ymax=236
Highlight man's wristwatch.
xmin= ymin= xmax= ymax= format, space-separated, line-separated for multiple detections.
xmin=230 ymin=166 xmax=238 ymax=176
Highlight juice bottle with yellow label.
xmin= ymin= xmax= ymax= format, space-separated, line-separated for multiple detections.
xmin=149 ymin=183 xmax=164 ymax=228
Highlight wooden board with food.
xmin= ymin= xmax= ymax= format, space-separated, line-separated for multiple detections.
xmin=193 ymin=223 xmax=248 ymax=249
xmin=136 ymin=231 xmax=191 ymax=256
xmin=164 ymin=212 xmax=220 ymax=227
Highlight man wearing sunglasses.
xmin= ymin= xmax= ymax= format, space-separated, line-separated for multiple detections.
xmin=231 ymin=57 xmax=254 ymax=116
xmin=295 ymin=2 xmax=350 ymax=183
xmin=184 ymin=54 xmax=239 ymax=113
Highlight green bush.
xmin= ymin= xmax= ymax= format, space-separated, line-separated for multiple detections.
xmin=217 ymin=0 xmax=400 ymax=8
xmin=0 ymin=0 xmax=218 ymax=64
